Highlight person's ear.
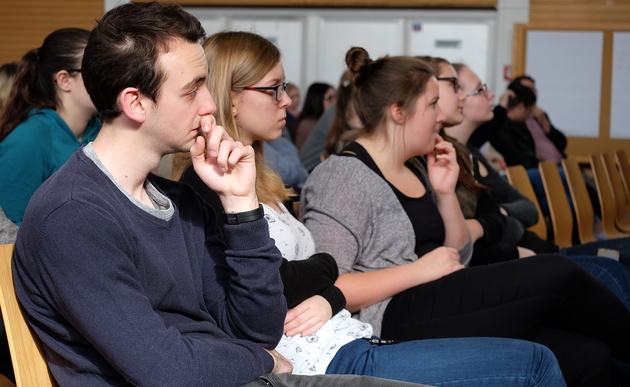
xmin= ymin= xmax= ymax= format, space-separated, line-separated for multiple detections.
xmin=390 ymin=103 xmax=406 ymax=125
xmin=55 ymin=71 xmax=72 ymax=92
xmin=119 ymin=87 xmax=146 ymax=123
xmin=231 ymin=91 xmax=238 ymax=116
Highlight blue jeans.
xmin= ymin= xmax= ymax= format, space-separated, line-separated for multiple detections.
xmin=566 ymin=255 xmax=630 ymax=309
xmin=561 ymin=238 xmax=630 ymax=277
xmin=242 ymin=374 xmax=431 ymax=387
xmin=326 ymin=337 xmax=566 ymax=387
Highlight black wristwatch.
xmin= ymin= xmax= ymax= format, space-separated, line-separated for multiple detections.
xmin=224 ymin=204 xmax=264 ymax=224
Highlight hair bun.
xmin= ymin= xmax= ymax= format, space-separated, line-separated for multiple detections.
xmin=345 ymin=47 xmax=371 ymax=86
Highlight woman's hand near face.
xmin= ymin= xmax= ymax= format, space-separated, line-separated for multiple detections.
xmin=428 ymin=134 xmax=471 ymax=252
xmin=426 ymin=134 xmax=459 ymax=196
xmin=284 ymin=295 xmax=332 ymax=337
xmin=190 ymin=115 xmax=259 ymax=213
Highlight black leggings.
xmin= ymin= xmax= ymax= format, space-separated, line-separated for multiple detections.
xmin=381 ymin=254 xmax=630 ymax=387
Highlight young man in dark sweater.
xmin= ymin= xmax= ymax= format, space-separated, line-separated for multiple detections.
xmin=10 ymin=3 xmax=425 ymax=387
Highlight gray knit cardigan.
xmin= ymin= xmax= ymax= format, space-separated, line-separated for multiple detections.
xmin=302 ymin=154 xmax=472 ymax=336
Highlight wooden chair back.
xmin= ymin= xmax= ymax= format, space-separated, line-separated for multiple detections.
xmin=602 ymin=152 xmax=630 ymax=232
xmin=0 ymin=244 xmax=58 ymax=387
xmin=538 ymin=161 xmax=573 ymax=248
xmin=615 ymin=149 xmax=630 ymax=212
xmin=505 ymin=165 xmax=548 ymax=239
xmin=590 ymin=154 xmax=630 ymax=239
xmin=562 ymin=158 xmax=597 ymax=244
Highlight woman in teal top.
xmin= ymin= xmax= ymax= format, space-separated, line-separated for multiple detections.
xmin=0 ymin=28 xmax=101 ymax=226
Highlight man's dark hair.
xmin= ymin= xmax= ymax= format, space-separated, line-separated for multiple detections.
xmin=510 ymin=75 xmax=535 ymax=87
xmin=507 ymin=82 xmax=537 ymax=109
xmin=82 ymin=1 xmax=205 ymax=123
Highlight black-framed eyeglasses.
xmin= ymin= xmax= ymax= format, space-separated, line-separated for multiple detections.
xmin=239 ymin=81 xmax=289 ymax=102
xmin=466 ymin=84 xmax=488 ymax=98
xmin=65 ymin=69 xmax=82 ymax=73
xmin=437 ymin=77 xmax=460 ymax=93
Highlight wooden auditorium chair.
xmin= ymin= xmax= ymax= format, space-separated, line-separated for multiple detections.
xmin=615 ymin=149 xmax=630 ymax=214
xmin=590 ymin=154 xmax=630 ymax=239
xmin=505 ymin=165 xmax=548 ymax=240
xmin=0 ymin=244 xmax=58 ymax=387
xmin=601 ymin=152 xmax=630 ymax=233
xmin=538 ymin=161 xmax=574 ymax=248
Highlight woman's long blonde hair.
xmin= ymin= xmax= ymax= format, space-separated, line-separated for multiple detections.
xmin=172 ymin=31 xmax=292 ymax=205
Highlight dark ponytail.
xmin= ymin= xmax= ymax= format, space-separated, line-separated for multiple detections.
xmin=0 ymin=28 xmax=90 ymax=142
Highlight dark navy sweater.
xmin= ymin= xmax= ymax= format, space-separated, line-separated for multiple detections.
xmin=13 ymin=147 xmax=286 ymax=387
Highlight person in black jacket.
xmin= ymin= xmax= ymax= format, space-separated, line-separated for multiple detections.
xmin=514 ymin=75 xmax=568 ymax=162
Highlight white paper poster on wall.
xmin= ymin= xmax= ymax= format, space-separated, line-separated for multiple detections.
xmin=319 ymin=19 xmax=403 ymax=88
xmin=408 ymin=22 xmax=489 ymax=84
xmin=610 ymin=32 xmax=630 ymax=139
xmin=229 ymin=19 xmax=304 ymax=88
xmin=526 ymin=30 xmax=603 ymax=138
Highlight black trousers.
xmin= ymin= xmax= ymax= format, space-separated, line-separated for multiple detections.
xmin=381 ymin=254 xmax=630 ymax=387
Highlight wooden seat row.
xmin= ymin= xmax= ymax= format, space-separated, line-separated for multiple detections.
xmin=506 ymin=150 xmax=630 ymax=248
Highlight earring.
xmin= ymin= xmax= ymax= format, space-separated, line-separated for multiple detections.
xmin=232 ymin=110 xmax=236 ymax=114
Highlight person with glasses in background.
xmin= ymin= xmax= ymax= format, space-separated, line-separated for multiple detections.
xmin=0 ymin=28 xmax=101 ymax=227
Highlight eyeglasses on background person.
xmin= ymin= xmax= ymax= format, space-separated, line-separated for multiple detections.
xmin=466 ymin=84 xmax=488 ymax=98
xmin=238 ymin=81 xmax=289 ymax=102
xmin=437 ymin=77 xmax=461 ymax=93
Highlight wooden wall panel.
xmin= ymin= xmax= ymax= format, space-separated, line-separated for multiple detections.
xmin=530 ymin=0 xmax=630 ymax=25
xmin=516 ymin=0 xmax=630 ymax=158
xmin=531 ymin=6 xmax=630 ymax=24
xmin=513 ymin=23 xmax=630 ymax=158
xmin=0 ymin=0 xmax=103 ymax=65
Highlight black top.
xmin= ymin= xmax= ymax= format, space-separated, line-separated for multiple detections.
xmin=468 ymin=105 xmax=508 ymax=148
xmin=340 ymin=142 xmax=445 ymax=258
xmin=491 ymin=118 xmax=540 ymax=169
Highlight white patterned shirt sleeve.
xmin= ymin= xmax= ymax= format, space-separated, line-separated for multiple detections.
xmin=264 ymin=203 xmax=373 ymax=375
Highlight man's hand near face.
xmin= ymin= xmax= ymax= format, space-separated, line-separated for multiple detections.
xmin=190 ymin=115 xmax=259 ymax=213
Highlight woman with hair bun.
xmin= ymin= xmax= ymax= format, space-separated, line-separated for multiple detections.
xmin=302 ymin=46 xmax=630 ymax=387
xmin=0 ymin=28 xmax=101 ymax=225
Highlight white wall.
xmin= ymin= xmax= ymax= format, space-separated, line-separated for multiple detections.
xmin=104 ymin=1 xmax=527 ymax=102
xmin=187 ymin=7 xmax=497 ymax=96
xmin=104 ymin=0 xmax=128 ymax=12
xmin=494 ymin=0 xmax=529 ymax=95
